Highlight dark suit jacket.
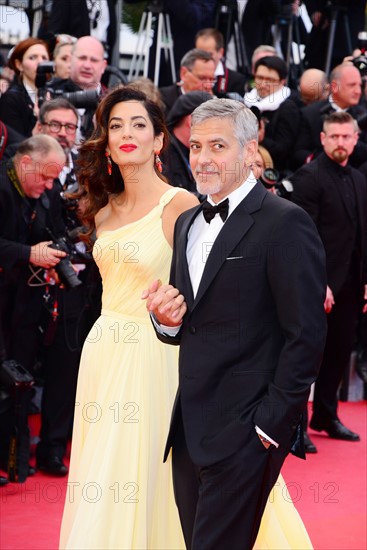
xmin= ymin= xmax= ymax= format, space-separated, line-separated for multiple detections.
xmin=291 ymin=153 xmax=367 ymax=295
xmin=0 ymin=81 xmax=36 ymax=138
xmin=159 ymin=84 xmax=182 ymax=114
xmin=48 ymin=0 xmax=117 ymax=62
xmin=157 ymin=182 xmax=327 ymax=466
xmin=292 ymin=99 xmax=367 ymax=169
xmin=261 ymin=97 xmax=300 ymax=171
xmin=214 ymin=67 xmax=247 ymax=96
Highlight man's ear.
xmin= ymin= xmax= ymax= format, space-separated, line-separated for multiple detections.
xmin=320 ymin=131 xmax=326 ymax=146
xmin=180 ymin=67 xmax=187 ymax=82
xmin=244 ymin=139 xmax=258 ymax=166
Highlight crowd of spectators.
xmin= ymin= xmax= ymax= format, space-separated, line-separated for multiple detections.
xmin=1 ymin=0 xmax=367 ymax=484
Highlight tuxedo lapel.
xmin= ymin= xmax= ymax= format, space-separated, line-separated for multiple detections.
xmin=193 ymin=183 xmax=266 ymax=310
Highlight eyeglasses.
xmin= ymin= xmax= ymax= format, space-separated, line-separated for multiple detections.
xmin=43 ymin=121 xmax=78 ymax=134
xmin=254 ymin=75 xmax=280 ymax=85
xmin=187 ymin=69 xmax=216 ymax=86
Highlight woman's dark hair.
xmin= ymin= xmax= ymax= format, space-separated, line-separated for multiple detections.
xmin=77 ymin=86 xmax=169 ymax=239
xmin=8 ymin=37 xmax=50 ymax=76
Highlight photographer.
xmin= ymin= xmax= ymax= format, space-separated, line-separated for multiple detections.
xmin=42 ymin=36 xmax=107 ymax=142
xmin=0 ymin=135 xmax=66 ymax=477
xmin=34 ymin=98 xmax=101 ymax=476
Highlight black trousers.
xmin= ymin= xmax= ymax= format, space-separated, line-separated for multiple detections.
xmin=312 ymin=278 xmax=361 ymax=424
xmin=171 ymin=411 xmax=289 ymax=550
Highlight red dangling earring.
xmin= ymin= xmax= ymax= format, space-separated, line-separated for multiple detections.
xmin=105 ymin=151 xmax=112 ymax=175
xmin=155 ymin=152 xmax=163 ymax=173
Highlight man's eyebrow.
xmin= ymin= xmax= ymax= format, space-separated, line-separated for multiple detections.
xmin=189 ymin=137 xmax=227 ymax=144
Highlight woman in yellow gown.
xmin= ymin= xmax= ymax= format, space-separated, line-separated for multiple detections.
xmin=59 ymin=86 xmax=313 ymax=549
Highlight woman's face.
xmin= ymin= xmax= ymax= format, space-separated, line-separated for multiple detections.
xmin=15 ymin=44 xmax=49 ymax=85
xmin=252 ymin=151 xmax=265 ymax=179
xmin=107 ymin=100 xmax=163 ymax=170
xmin=54 ymin=44 xmax=72 ymax=79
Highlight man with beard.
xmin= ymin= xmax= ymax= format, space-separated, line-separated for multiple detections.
xmin=34 ymin=98 xmax=101 ymax=475
xmin=291 ymin=111 xmax=367 ymax=451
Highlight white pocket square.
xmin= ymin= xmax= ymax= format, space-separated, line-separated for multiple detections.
xmin=226 ymin=256 xmax=244 ymax=260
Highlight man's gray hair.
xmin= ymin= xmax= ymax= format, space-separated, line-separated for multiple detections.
xmin=191 ymin=98 xmax=258 ymax=148
xmin=180 ymin=48 xmax=214 ymax=69
xmin=15 ymin=134 xmax=66 ymax=161
xmin=39 ymin=98 xmax=79 ymax=125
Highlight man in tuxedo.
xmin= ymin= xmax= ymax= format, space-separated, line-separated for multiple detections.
xmin=292 ymin=111 xmax=367 ymax=445
xmin=143 ymin=98 xmax=327 ymax=549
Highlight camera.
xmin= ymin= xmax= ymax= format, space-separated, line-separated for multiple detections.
xmin=35 ymin=62 xmax=101 ymax=109
xmin=259 ymin=167 xmax=293 ymax=199
xmin=48 ymin=236 xmax=83 ymax=289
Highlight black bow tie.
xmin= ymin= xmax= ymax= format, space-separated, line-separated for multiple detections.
xmin=202 ymin=198 xmax=229 ymax=223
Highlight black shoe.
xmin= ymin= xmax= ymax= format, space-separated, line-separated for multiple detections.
xmin=303 ymin=432 xmax=317 ymax=453
xmin=0 ymin=476 xmax=8 ymax=486
xmin=310 ymin=418 xmax=360 ymax=441
xmin=36 ymin=456 xmax=68 ymax=476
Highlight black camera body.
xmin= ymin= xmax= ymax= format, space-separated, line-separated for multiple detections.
xmin=36 ymin=62 xmax=101 ymax=109
xmin=0 ymin=360 xmax=34 ymax=389
xmin=48 ymin=237 xmax=83 ymax=289
xmin=259 ymin=167 xmax=294 ymax=199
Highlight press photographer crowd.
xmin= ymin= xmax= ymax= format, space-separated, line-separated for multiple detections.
xmin=0 ymin=0 xmax=366 ymax=493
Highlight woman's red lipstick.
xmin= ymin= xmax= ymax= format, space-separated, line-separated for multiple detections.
xmin=120 ymin=144 xmax=137 ymax=152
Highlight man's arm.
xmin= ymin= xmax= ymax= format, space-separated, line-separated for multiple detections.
xmin=253 ymin=205 xmax=327 ymax=446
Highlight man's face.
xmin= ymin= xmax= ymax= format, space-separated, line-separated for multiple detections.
xmin=332 ymin=66 xmax=362 ymax=108
xmin=70 ymin=37 xmax=107 ymax=89
xmin=189 ymin=117 xmax=257 ymax=202
xmin=18 ymin=151 xmax=65 ymax=198
xmin=38 ymin=108 xmax=78 ymax=153
xmin=321 ymin=122 xmax=358 ymax=165
xmin=195 ymin=36 xmax=223 ymax=68
xmin=180 ymin=59 xmax=216 ymax=94
xmin=254 ymin=65 xmax=285 ymax=98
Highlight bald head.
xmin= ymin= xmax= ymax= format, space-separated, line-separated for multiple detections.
xmin=299 ymin=69 xmax=329 ymax=105
xmin=330 ymin=64 xmax=362 ymax=109
xmin=70 ymin=36 xmax=107 ymax=90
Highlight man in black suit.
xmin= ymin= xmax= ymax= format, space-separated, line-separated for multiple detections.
xmin=143 ymin=98 xmax=327 ymax=549
xmin=195 ymin=28 xmax=247 ymax=96
xmin=292 ymin=63 xmax=367 ymax=169
xmin=0 ymin=134 xmax=67 ymax=474
xmin=292 ymin=111 xmax=366 ymax=445
xmin=159 ymin=49 xmax=216 ymax=113
xmin=34 ymin=99 xmax=101 ymax=475
xmin=48 ymin=0 xmax=117 ymax=65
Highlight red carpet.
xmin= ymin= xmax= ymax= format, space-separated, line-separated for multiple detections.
xmin=0 ymin=401 xmax=366 ymax=550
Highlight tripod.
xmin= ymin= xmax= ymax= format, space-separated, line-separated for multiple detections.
xmin=325 ymin=3 xmax=352 ymax=75
xmin=215 ymin=0 xmax=249 ymax=75
xmin=128 ymin=0 xmax=176 ymax=86
xmin=272 ymin=4 xmax=304 ymax=85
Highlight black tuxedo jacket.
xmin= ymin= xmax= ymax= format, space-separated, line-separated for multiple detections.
xmin=158 ymin=182 xmax=327 ymax=466
xmin=291 ymin=153 xmax=367 ymax=295
xmin=292 ymin=99 xmax=367 ymax=169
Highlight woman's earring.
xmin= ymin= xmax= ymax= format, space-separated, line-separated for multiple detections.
xmin=105 ymin=151 xmax=112 ymax=176
xmin=155 ymin=152 xmax=163 ymax=173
